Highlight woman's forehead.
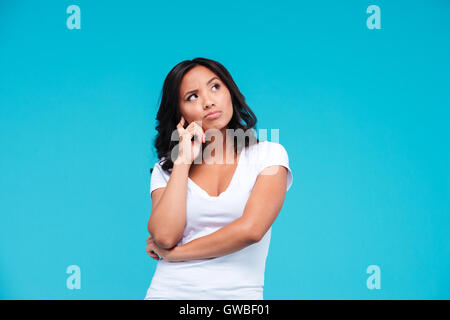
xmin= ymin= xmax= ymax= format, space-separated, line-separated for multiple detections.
xmin=181 ymin=66 xmax=218 ymax=86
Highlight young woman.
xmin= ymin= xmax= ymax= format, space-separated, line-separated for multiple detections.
xmin=144 ymin=57 xmax=293 ymax=300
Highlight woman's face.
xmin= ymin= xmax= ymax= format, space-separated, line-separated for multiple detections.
xmin=178 ymin=65 xmax=233 ymax=134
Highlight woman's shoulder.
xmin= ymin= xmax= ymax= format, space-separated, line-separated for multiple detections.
xmin=249 ymin=140 xmax=293 ymax=190
xmin=244 ymin=140 xmax=287 ymax=167
xmin=248 ymin=140 xmax=287 ymax=154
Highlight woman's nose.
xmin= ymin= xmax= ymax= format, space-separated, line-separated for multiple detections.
xmin=201 ymin=93 xmax=214 ymax=109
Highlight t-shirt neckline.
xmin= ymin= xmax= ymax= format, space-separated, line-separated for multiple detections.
xmin=187 ymin=148 xmax=245 ymax=199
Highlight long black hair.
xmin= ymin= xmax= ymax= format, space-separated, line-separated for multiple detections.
xmin=151 ymin=57 xmax=259 ymax=174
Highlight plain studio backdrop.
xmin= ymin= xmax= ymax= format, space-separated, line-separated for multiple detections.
xmin=0 ymin=0 xmax=449 ymax=299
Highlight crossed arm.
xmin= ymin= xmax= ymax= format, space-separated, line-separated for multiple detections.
xmin=146 ymin=165 xmax=289 ymax=262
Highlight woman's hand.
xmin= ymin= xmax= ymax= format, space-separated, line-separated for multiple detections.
xmin=146 ymin=235 xmax=161 ymax=261
xmin=146 ymin=235 xmax=185 ymax=262
xmin=174 ymin=116 xmax=206 ymax=166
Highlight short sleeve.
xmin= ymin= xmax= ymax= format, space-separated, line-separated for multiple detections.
xmin=150 ymin=161 xmax=170 ymax=196
xmin=255 ymin=141 xmax=293 ymax=191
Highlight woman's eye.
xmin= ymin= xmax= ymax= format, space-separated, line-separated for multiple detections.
xmin=186 ymin=84 xmax=219 ymax=101
xmin=187 ymin=94 xmax=198 ymax=101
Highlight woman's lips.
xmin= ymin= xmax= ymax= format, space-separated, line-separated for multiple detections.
xmin=205 ymin=111 xmax=222 ymax=120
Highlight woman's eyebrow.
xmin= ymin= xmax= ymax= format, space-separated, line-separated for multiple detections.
xmin=183 ymin=77 xmax=219 ymax=99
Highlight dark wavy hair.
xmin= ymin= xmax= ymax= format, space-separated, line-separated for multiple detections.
xmin=151 ymin=57 xmax=259 ymax=174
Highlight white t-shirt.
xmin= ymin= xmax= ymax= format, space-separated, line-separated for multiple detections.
xmin=144 ymin=140 xmax=293 ymax=300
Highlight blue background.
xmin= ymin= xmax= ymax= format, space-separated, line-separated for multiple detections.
xmin=0 ymin=0 xmax=449 ymax=299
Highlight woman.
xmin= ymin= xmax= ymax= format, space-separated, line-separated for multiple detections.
xmin=145 ymin=57 xmax=293 ymax=300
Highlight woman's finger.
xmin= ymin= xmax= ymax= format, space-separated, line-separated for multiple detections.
xmin=147 ymin=249 xmax=159 ymax=260
xmin=147 ymin=244 xmax=161 ymax=261
xmin=176 ymin=116 xmax=186 ymax=135
xmin=179 ymin=121 xmax=197 ymax=143
xmin=146 ymin=243 xmax=158 ymax=258
xmin=187 ymin=121 xmax=204 ymax=143
xmin=193 ymin=122 xmax=205 ymax=143
xmin=148 ymin=251 xmax=159 ymax=261
xmin=179 ymin=119 xmax=206 ymax=144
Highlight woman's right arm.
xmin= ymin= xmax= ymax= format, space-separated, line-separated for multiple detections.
xmin=147 ymin=162 xmax=191 ymax=249
xmin=147 ymin=117 xmax=205 ymax=249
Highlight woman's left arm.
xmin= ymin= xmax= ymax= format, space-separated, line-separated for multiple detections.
xmin=147 ymin=166 xmax=288 ymax=262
